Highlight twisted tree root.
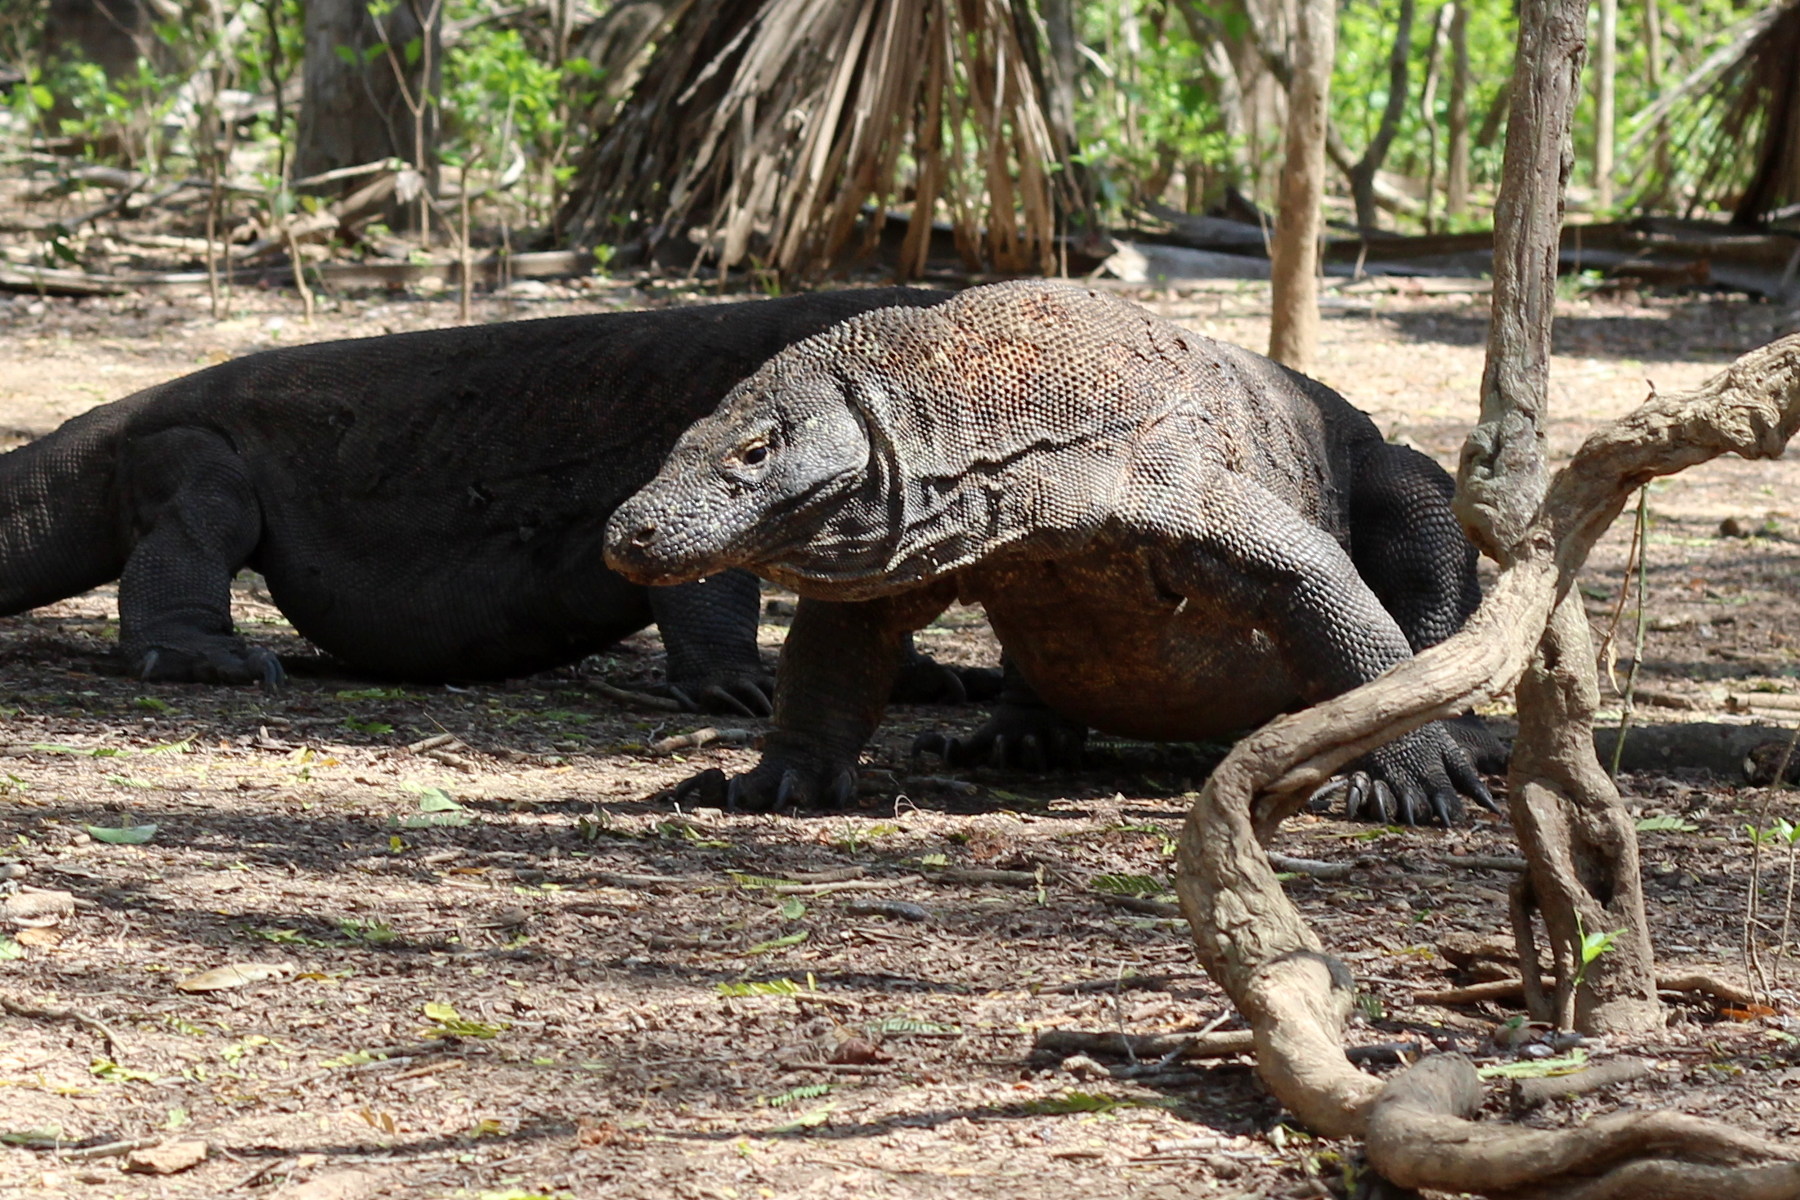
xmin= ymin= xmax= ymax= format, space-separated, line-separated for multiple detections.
xmin=1174 ymin=333 xmax=1800 ymax=1188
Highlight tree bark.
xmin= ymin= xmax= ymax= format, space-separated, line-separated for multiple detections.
xmin=294 ymin=0 xmax=441 ymax=230
xmin=1453 ymin=0 xmax=1660 ymax=1037
xmin=1594 ymin=0 xmax=1617 ymax=210
xmin=1446 ymin=0 xmax=1471 ymax=218
xmin=1347 ymin=0 xmax=1416 ymax=232
xmin=1267 ymin=0 xmax=1334 ymax=373
xmin=1166 ymin=0 xmax=1800 ymax=1186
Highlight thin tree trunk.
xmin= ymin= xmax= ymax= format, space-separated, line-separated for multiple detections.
xmin=1645 ymin=0 xmax=1667 ymax=183
xmin=1347 ymin=0 xmax=1416 ymax=231
xmin=1172 ymin=0 xmax=1252 ymax=200
xmin=1446 ymin=0 xmax=1470 ymax=218
xmin=1268 ymin=0 xmax=1334 ymax=374
xmin=1420 ymin=3 xmax=1452 ymax=234
xmin=294 ymin=0 xmax=440 ymax=230
xmin=1453 ymin=0 xmax=1661 ymax=1034
xmin=1595 ymin=0 xmax=1617 ymax=210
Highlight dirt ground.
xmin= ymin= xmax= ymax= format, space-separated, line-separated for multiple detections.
xmin=1 ymin=266 xmax=1799 ymax=1200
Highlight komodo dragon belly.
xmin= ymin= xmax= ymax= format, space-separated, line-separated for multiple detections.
xmin=964 ymin=549 xmax=1309 ymax=742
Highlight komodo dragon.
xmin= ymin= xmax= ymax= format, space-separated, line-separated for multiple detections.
xmin=0 ymin=288 xmax=968 ymax=713
xmin=606 ymin=280 xmax=1499 ymax=823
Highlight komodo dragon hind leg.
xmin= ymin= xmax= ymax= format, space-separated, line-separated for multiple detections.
xmin=646 ymin=569 xmax=773 ymax=716
xmin=117 ymin=427 xmax=282 ymax=688
xmin=1350 ymin=440 xmax=1509 ymax=774
xmin=912 ymin=658 xmax=1087 ymax=769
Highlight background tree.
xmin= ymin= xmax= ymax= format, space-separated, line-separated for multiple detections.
xmin=294 ymin=0 xmax=442 ymax=231
xmin=557 ymin=0 xmax=1072 ymax=282
xmin=1267 ymin=0 xmax=1332 ymax=372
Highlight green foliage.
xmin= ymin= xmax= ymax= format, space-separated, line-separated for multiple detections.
xmin=1074 ymin=2 xmax=1234 ymax=219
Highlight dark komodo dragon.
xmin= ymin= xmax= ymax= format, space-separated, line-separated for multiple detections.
xmin=0 ymin=289 xmax=961 ymax=712
xmin=607 ymin=280 xmax=1497 ymax=823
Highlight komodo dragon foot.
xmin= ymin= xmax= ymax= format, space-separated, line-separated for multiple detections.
xmin=912 ymin=705 xmax=1088 ymax=770
xmin=650 ymin=670 xmax=776 ymax=718
xmin=136 ymin=642 xmax=285 ymax=690
xmin=675 ymin=756 xmax=858 ymax=812
xmin=1313 ymin=723 xmax=1498 ymax=826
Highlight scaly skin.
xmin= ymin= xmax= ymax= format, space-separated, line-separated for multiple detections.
xmin=0 ymin=289 xmax=972 ymax=713
xmin=606 ymin=280 xmax=1501 ymax=823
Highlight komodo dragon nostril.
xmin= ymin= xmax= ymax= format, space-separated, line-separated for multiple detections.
xmin=630 ymin=523 xmax=657 ymax=548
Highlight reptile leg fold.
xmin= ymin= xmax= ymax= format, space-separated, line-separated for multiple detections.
xmin=116 ymin=427 xmax=277 ymax=686
xmin=1135 ymin=469 xmax=1493 ymax=825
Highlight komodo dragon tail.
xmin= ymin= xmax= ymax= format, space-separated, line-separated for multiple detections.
xmin=0 ymin=401 xmax=131 ymax=615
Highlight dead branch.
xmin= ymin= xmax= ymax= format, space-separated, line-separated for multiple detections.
xmin=1366 ymin=1054 xmax=1794 ymax=1196
xmin=1420 ymin=971 xmax=1759 ymax=1008
xmin=1510 ymin=1056 xmax=1656 ymax=1111
xmin=0 ymin=993 xmax=121 ymax=1058
xmin=1032 ymin=1029 xmax=1258 ymax=1061
xmin=1172 ymin=326 xmax=1800 ymax=1177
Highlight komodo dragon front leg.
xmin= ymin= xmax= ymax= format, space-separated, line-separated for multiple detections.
xmin=116 ymin=426 xmax=283 ymax=686
xmin=678 ymin=585 xmax=959 ymax=810
xmin=1125 ymin=466 xmax=1494 ymax=825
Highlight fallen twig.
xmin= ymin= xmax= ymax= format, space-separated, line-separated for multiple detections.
xmin=1418 ymin=971 xmax=1760 ymax=1008
xmin=1041 ymin=973 xmax=1206 ymax=995
xmin=935 ymin=867 xmax=1042 ymax=888
xmin=1268 ymin=853 xmax=1356 ymax=879
xmin=58 ymin=1135 xmax=163 ymax=1161
xmin=775 ymin=1060 xmax=891 ymax=1075
xmin=650 ymin=727 xmax=755 ymax=755
xmin=1033 ymin=1028 xmax=1258 ymax=1061
xmin=1510 ymin=1056 xmax=1656 ymax=1112
xmin=588 ymin=680 xmax=685 ymax=713
xmin=840 ymin=899 xmax=930 ymax=921
xmin=1098 ymin=894 xmax=1182 ymax=917
xmin=0 ymin=993 xmax=121 ymax=1058
xmin=771 ymin=877 xmax=917 ymax=896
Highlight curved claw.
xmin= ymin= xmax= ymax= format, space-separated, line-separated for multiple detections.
xmin=138 ymin=649 xmax=161 ymax=682
xmin=826 ymin=768 xmax=856 ymax=809
xmin=773 ymin=770 xmax=806 ymax=811
xmin=250 ymin=648 xmax=285 ymax=694
xmin=675 ymin=767 xmax=730 ymax=808
xmin=911 ymin=731 xmax=955 ymax=762
xmin=662 ymin=675 xmax=776 ymax=718
xmin=697 ymin=684 xmax=757 ymax=719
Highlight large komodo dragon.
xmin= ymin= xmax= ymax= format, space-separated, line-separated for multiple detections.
xmin=606 ymin=280 xmax=1500 ymax=824
xmin=0 ymin=289 xmax=966 ymax=713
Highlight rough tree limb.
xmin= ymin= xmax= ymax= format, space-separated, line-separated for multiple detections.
xmin=1173 ymin=312 xmax=1800 ymax=1189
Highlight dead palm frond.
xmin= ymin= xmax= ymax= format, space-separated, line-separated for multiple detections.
xmin=556 ymin=0 xmax=1074 ymax=280
xmin=1627 ymin=0 xmax=1800 ymax=224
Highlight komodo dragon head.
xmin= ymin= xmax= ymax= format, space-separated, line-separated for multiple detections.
xmin=603 ymin=329 xmax=890 ymax=594
xmin=607 ymin=281 xmax=1156 ymax=599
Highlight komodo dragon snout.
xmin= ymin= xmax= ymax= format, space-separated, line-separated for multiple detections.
xmin=606 ymin=369 xmax=876 ymax=589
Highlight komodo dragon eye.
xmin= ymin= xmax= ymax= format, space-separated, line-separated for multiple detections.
xmin=727 ymin=437 xmax=770 ymax=471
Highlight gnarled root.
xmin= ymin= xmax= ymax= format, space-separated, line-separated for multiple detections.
xmin=1366 ymin=1054 xmax=1798 ymax=1198
xmin=1175 ymin=330 xmax=1800 ymax=1189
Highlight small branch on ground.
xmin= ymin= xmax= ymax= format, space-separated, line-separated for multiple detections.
xmin=0 ymin=993 xmax=121 ymax=1058
xmin=1510 ymin=1056 xmax=1656 ymax=1111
